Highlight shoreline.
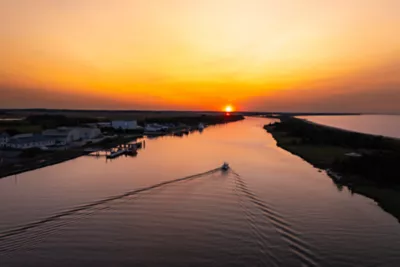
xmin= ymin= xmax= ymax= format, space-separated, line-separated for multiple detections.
xmin=0 ymin=151 xmax=88 ymax=179
xmin=0 ymin=134 xmax=144 ymax=179
xmin=264 ymin=116 xmax=400 ymax=222
xmin=0 ymin=115 xmax=244 ymax=179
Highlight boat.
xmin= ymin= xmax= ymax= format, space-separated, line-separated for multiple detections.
xmin=125 ymin=144 xmax=138 ymax=155
xmin=198 ymin=123 xmax=205 ymax=130
xmin=135 ymin=141 xmax=143 ymax=149
xmin=106 ymin=148 xmax=125 ymax=159
xmin=144 ymin=124 xmax=165 ymax=135
xmin=125 ymin=149 xmax=138 ymax=156
xmin=221 ymin=162 xmax=230 ymax=171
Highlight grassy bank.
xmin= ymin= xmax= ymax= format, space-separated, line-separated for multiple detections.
xmin=264 ymin=117 xmax=400 ymax=222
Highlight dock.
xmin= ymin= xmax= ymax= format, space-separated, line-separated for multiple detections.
xmin=106 ymin=143 xmax=139 ymax=159
xmin=85 ymin=141 xmax=144 ymax=159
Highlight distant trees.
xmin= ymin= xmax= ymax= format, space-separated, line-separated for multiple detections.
xmin=270 ymin=117 xmax=400 ymax=186
xmin=273 ymin=117 xmax=393 ymax=151
xmin=26 ymin=115 xmax=98 ymax=129
xmin=333 ymin=152 xmax=400 ymax=185
xmin=143 ymin=114 xmax=244 ymax=126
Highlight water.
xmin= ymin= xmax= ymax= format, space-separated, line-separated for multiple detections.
xmin=298 ymin=115 xmax=400 ymax=139
xmin=1 ymin=117 xmax=400 ymax=267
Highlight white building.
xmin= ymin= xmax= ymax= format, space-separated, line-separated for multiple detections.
xmin=111 ymin=120 xmax=143 ymax=130
xmin=7 ymin=134 xmax=56 ymax=149
xmin=85 ymin=122 xmax=111 ymax=128
xmin=144 ymin=123 xmax=169 ymax=132
xmin=75 ymin=127 xmax=102 ymax=140
xmin=97 ymin=122 xmax=112 ymax=128
xmin=42 ymin=127 xmax=102 ymax=145
xmin=0 ymin=133 xmax=9 ymax=147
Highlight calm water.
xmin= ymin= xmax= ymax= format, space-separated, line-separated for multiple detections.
xmin=1 ymin=117 xmax=400 ymax=267
xmin=299 ymin=115 xmax=400 ymax=139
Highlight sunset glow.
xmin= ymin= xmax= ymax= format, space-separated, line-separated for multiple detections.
xmin=224 ymin=105 xmax=234 ymax=113
xmin=1 ymin=1 xmax=399 ymax=112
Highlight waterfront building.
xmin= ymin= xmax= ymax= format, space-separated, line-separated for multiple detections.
xmin=111 ymin=120 xmax=143 ymax=130
xmin=42 ymin=127 xmax=102 ymax=145
xmin=6 ymin=134 xmax=56 ymax=149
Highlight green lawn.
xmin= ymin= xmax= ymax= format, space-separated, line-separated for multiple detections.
xmin=285 ymin=145 xmax=351 ymax=167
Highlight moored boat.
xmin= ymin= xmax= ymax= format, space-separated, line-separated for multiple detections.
xmin=106 ymin=148 xmax=125 ymax=159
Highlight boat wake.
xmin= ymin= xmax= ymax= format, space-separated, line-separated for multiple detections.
xmin=1 ymin=166 xmax=325 ymax=267
xmin=232 ymin=169 xmax=325 ymax=267
xmin=0 ymin=167 xmax=221 ymax=254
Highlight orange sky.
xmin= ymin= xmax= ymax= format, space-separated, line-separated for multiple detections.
xmin=1 ymin=0 xmax=399 ymax=112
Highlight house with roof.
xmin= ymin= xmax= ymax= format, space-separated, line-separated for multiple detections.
xmin=111 ymin=120 xmax=143 ymax=130
xmin=144 ymin=123 xmax=169 ymax=132
xmin=42 ymin=127 xmax=102 ymax=145
xmin=6 ymin=134 xmax=56 ymax=149
xmin=77 ymin=127 xmax=102 ymax=140
xmin=0 ymin=132 xmax=9 ymax=147
xmin=85 ymin=122 xmax=111 ymax=129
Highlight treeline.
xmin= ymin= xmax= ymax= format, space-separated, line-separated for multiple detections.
xmin=143 ymin=114 xmax=244 ymax=126
xmin=25 ymin=115 xmax=99 ymax=129
xmin=267 ymin=117 xmax=400 ymax=186
xmin=270 ymin=117 xmax=399 ymax=151
xmin=1 ymin=114 xmax=244 ymax=136
xmin=0 ymin=115 xmax=101 ymax=136
xmin=333 ymin=152 xmax=400 ymax=185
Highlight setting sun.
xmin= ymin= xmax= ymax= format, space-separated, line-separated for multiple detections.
xmin=224 ymin=105 xmax=234 ymax=113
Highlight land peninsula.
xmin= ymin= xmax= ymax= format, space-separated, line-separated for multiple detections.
xmin=264 ymin=116 xmax=400 ymax=222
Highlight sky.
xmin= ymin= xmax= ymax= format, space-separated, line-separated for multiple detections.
xmin=1 ymin=0 xmax=399 ymax=112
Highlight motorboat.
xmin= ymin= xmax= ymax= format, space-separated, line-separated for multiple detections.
xmin=221 ymin=162 xmax=230 ymax=171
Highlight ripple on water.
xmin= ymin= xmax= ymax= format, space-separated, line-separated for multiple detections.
xmin=0 ymin=169 xmax=298 ymax=266
xmin=1 ymin=171 xmax=399 ymax=267
xmin=233 ymin=171 xmax=324 ymax=267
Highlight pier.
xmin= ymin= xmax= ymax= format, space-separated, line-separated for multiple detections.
xmin=85 ymin=141 xmax=144 ymax=159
